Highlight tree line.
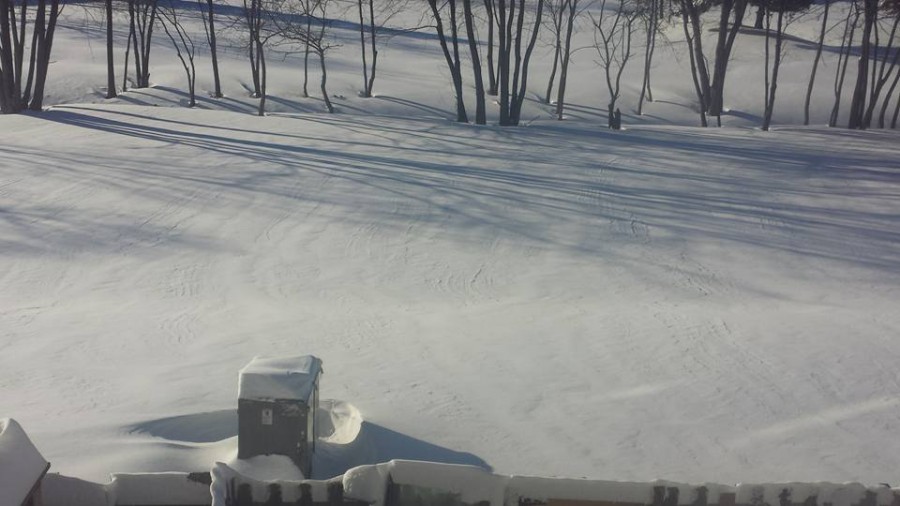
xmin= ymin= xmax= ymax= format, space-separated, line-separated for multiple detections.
xmin=1 ymin=0 xmax=899 ymax=130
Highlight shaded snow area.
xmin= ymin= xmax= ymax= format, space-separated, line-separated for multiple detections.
xmin=1 ymin=104 xmax=898 ymax=484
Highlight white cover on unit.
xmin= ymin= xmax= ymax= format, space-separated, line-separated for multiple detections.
xmin=238 ymin=355 xmax=322 ymax=402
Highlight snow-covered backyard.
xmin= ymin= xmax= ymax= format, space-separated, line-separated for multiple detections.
xmin=1 ymin=0 xmax=899 ymax=488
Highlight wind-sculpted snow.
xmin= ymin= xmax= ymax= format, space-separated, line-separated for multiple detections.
xmin=0 ymin=106 xmax=899 ymax=486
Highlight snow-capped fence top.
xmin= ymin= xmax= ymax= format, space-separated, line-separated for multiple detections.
xmin=208 ymin=460 xmax=900 ymax=506
xmin=0 ymin=417 xmax=50 ymax=506
xmin=238 ymin=355 xmax=323 ymax=402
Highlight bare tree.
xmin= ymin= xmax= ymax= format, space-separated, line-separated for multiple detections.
xmin=496 ymin=0 xmax=545 ymax=125
xmin=355 ymin=0 xmax=405 ymax=97
xmin=830 ymin=2 xmax=860 ymax=126
xmin=127 ymin=0 xmax=157 ymax=88
xmin=463 ymin=0 xmax=487 ymax=123
xmin=803 ymin=0 xmax=830 ymax=125
xmin=864 ymin=6 xmax=900 ymax=127
xmin=761 ymin=0 xmax=786 ymax=130
xmin=637 ymin=0 xmax=663 ymax=115
xmin=243 ymin=0 xmax=264 ymax=99
xmin=675 ymin=0 xmax=748 ymax=126
xmin=484 ymin=0 xmax=499 ymax=94
xmin=106 ymin=0 xmax=117 ymax=98
xmin=554 ymin=0 xmax=583 ymax=120
xmin=0 ymin=0 xmax=62 ymax=113
xmin=593 ymin=0 xmax=637 ymax=129
xmin=848 ymin=0 xmax=880 ymax=128
xmin=427 ymin=0 xmax=468 ymax=122
xmin=544 ymin=0 xmax=566 ymax=103
xmin=273 ymin=0 xmax=339 ymax=112
xmin=676 ymin=0 xmax=711 ymax=125
xmin=309 ymin=2 xmax=339 ymax=112
xmin=159 ymin=2 xmax=198 ymax=106
xmin=199 ymin=0 xmax=223 ymax=97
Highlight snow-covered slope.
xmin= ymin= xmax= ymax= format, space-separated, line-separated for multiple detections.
xmin=1 ymin=0 xmax=899 ymax=488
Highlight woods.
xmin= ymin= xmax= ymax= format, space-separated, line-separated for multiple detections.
xmin=0 ymin=0 xmax=898 ymax=130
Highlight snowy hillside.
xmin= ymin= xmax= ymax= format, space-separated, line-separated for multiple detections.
xmin=1 ymin=0 xmax=900 ymax=488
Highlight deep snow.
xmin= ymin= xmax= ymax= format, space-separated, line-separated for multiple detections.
xmin=1 ymin=0 xmax=900 ymax=488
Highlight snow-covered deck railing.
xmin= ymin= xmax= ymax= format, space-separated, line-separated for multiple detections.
xmin=39 ymin=472 xmax=213 ymax=506
xmin=206 ymin=459 xmax=900 ymax=506
xmin=0 ymin=418 xmax=50 ymax=506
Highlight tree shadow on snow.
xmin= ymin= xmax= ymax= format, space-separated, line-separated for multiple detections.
xmin=34 ymin=106 xmax=900 ymax=279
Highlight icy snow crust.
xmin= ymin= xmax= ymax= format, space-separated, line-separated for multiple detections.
xmin=238 ymin=355 xmax=322 ymax=402
xmin=0 ymin=418 xmax=49 ymax=506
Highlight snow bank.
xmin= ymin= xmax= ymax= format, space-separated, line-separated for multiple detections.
xmin=508 ymin=477 xmax=670 ymax=504
xmin=42 ymin=473 xmax=111 ymax=506
xmin=340 ymin=462 xmax=900 ymax=506
xmin=0 ymin=418 xmax=50 ymax=506
xmin=210 ymin=460 xmax=332 ymax=505
xmin=109 ymin=472 xmax=212 ymax=505
xmin=238 ymin=355 xmax=323 ymax=402
xmin=224 ymin=454 xmax=305 ymax=482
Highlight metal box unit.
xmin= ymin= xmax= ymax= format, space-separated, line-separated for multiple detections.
xmin=237 ymin=355 xmax=322 ymax=477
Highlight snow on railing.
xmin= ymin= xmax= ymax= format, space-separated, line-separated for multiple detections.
xmin=207 ymin=459 xmax=900 ymax=506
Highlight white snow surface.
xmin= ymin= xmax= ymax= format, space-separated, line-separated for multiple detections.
xmin=108 ymin=473 xmax=211 ymax=505
xmin=238 ymin=355 xmax=322 ymax=402
xmin=1 ymin=0 xmax=900 ymax=488
xmin=225 ymin=455 xmax=306 ymax=481
xmin=0 ymin=418 xmax=49 ymax=506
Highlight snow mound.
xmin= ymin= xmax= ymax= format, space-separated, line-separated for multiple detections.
xmin=317 ymin=400 xmax=363 ymax=445
xmin=0 ymin=418 xmax=49 ymax=506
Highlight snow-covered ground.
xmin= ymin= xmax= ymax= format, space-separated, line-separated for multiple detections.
xmin=1 ymin=0 xmax=899 ymax=488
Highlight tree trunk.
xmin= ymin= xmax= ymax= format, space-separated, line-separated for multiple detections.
xmin=123 ymin=17 xmax=132 ymax=91
xmin=555 ymin=0 xmax=575 ymax=119
xmin=762 ymin=3 xmax=783 ymax=131
xmin=206 ymin=0 xmax=222 ymax=98
xmin=302 ymin=0 xmax=311 ymax=97
xmin=847 ymin=0 xmax=876 ymax=128
xmin=708 ymin=0 xmax=747 ymax=121
xmin=106 ymin=0 xmax=116 ymax=98
xmin=829 ymin=5 xmax=858 ymax=127
xmin=28 ymin=0 xmax=59 ymax=111
xmin=638 ymin=0 xmax=658 ymax=115
xmin=463 ymin=0 xmax=486 ymax=124
xmin=319 ymin=50 xmax=333 ymax=113
xmin=803 ymin=0 xmax=828 ymax=125
xmin=545 ymin=0 xmax=564 ymax=104
xmin=484 ymin=0 xmax=498 ymax=95
xmin=356 ymin=0 xmax=369 ymax=96
xmin=510 ymin=0 xmax=544 ymax=124
xmin=498 ymin=0 xmax=510 ymax=123
xmin=366 ymin=0 xmax=378 ymax=96
xmin=681 ymin=3 xmax=707 ymax=127
xmin=449 ymin=0 xmax=468 ymax=122
xmin=428 ymin=0 xmax=468 ymax=122
xmin=864 ymin=15 xmax=899 ymax=127
xmin=257 ymin=39 xmax=266 ymax=115
xmin=878 ymin=62 xmax=900 ymax=128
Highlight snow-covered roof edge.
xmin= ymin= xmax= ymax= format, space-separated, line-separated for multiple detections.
xmin=238 ymin=355 xmax=323 ymax=402
xmin=0 ymin=418 xmax=50 ymax=506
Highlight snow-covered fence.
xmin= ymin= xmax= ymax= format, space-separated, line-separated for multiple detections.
xmin=204 ymin=460 xmax=900 ymax=506
xmin=210 ymin=461 xmax=368 ymax=506
xmin=42 ymin=474 xmax=112 ymax=506
xmin=40 ymin=472 xmax=211 ymax=506
xmin=109 ymin=472 xmax=212 ymax=506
